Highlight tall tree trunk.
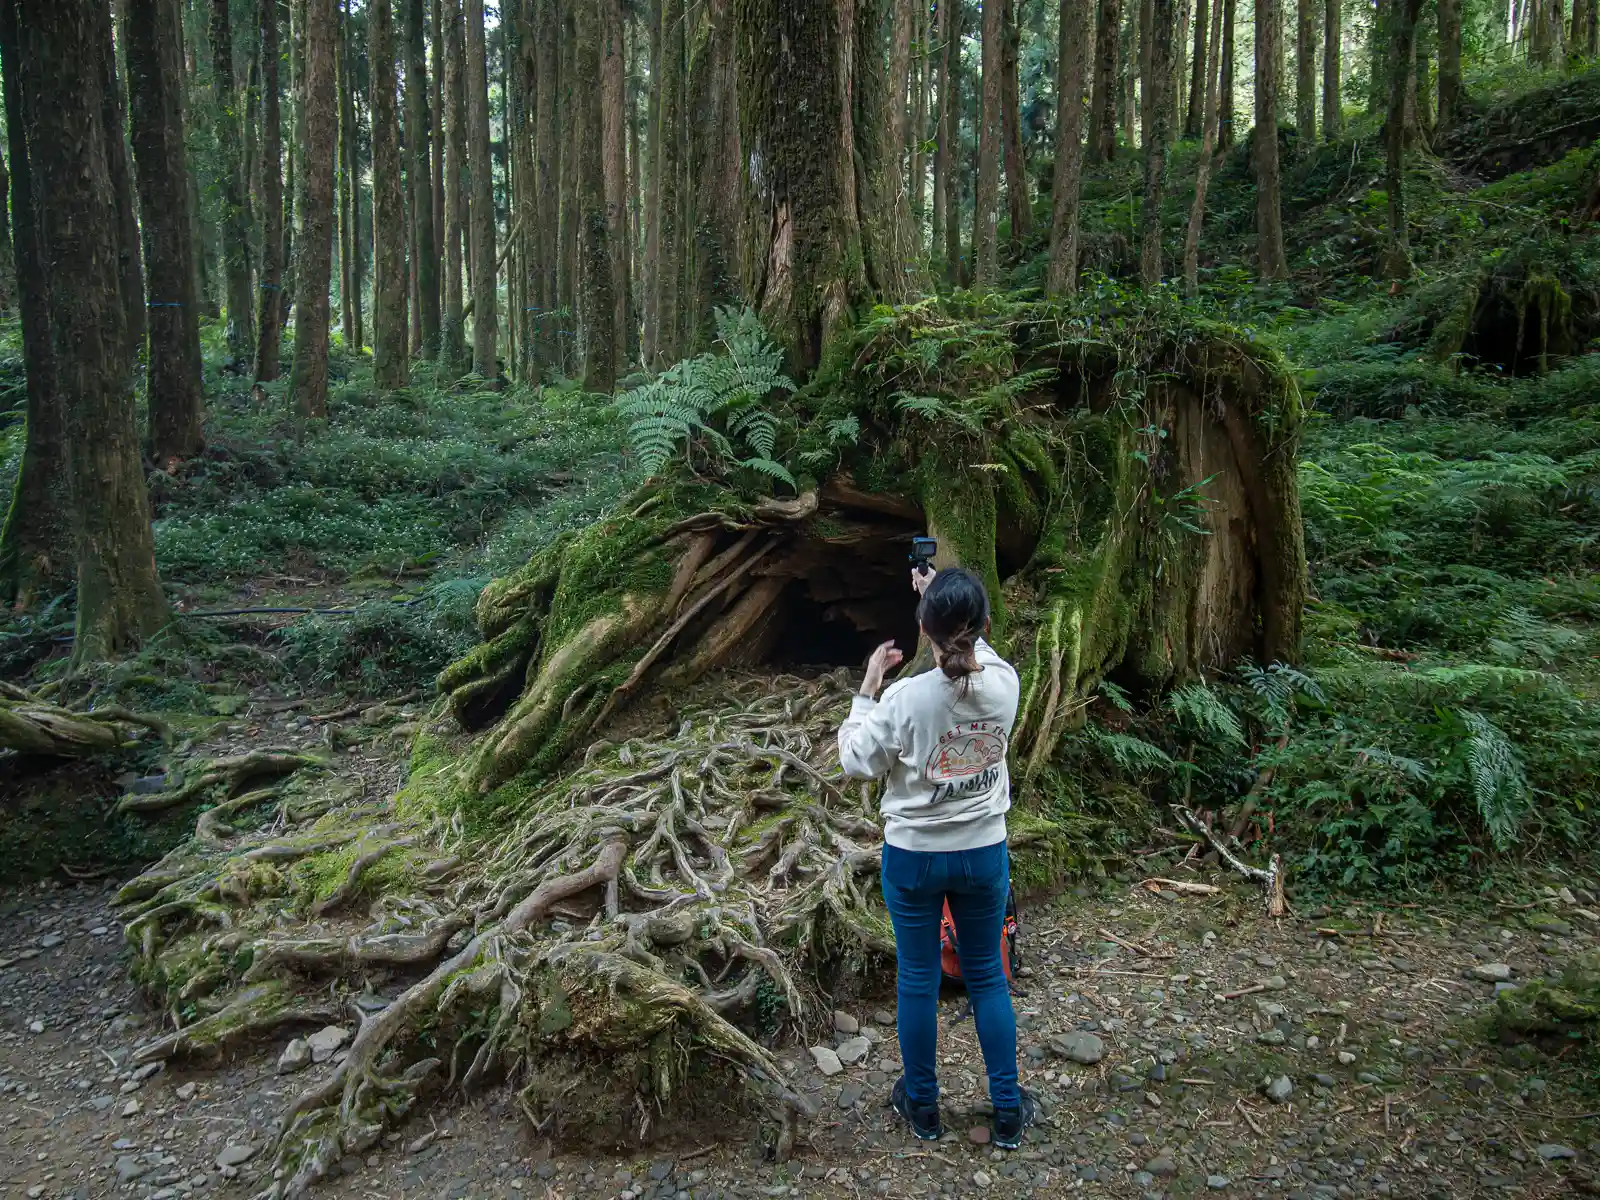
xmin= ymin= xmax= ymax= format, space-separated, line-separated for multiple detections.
xmin=574 ymin=0 xmax=613 ymax=386
xmin=1184 ymin=0 xmax=1208 ymax=137
xmin=854 ymin=0 xmax=923 ymax=303
xmin=975 ymin=0 xmax=1003 ymax=285
xmin=534 ymin=0 xmax=558 ymax=374
xmin=943 ymin=0 xmax=966 ymax=284
xmin=213 ymin=0 xmax=256 ymax=362
xmin=254 ymin=0 xmax=285 ymax=380
xmin=1139 ymin=0 xmax=1152 ymax=145
xmin=602 ymin=0 xmax=632 ymax=374
xmin=1254 ymin=0 xmax=1288 ymax=279
xmin=1140 ymin=0 xmax=1173 ymax=283
xmin=931 ymin=0 xmax=951 ymax=279
xmin=1367 ymin=0 xmax=1385 ymax=114
xmin=1437 ymin=0 xmax=1462 ymax=131
xmin=909 ymin=0 xmax=930 ymax=228
xmin=1381 ymin=0 xmax=1423 ymax=278
xmin=433 ymin=0 xmax=446 ymax=269
xmin=1184 ymin=0 xmax=1224 ymax=293
xmin=0 ymin=145 xmax=13 ymax=318
xmin=1119 ymin=0 xmax=1138 ymax=146
xmin=372 ymin=0 xmax=410 ymax=387
xmin=734 ymin=0 xmax=874 ymax=370
xmin=1216 ymin=0 xmax=1234 ymax=147
xmin=0 ymin=0 xmax=69 ymax=606
xmin=1295 ymin=0 xmax=1316 ymax=148
xmin=1173 ymin=0 xmax=1190 ymax=134
xmin=652 ymin=0 xmax=684 ymax=366
xmin=1001 ymin=0 xmax=1029 ymax=248
xmin=442 ymin=0 xmax=467 ymax=367
xmin=1088 ymin=0 xmax=1121 ymax=159
xmin=127 ymin=0 xmax=206 ymax=464
xmin=16 ymin=0 xmax=168 ymax=660
xmin=408 ymin=0 xmax=441 ymax=357
xmin=283 ymin=0 xmax=306 ymax=333
xmin=1322 ymin=0 xmax=1341 ymax=139
xmin=1048 ymin=0 xmax=1090 ymax=294
xmin=291 ymin=0 xmax=337 ymax=418
xmin=641 ymin=0 xmax=662 ymax=365
xmin=890 ymin=0 xmax=915 ymax=171
xmin=465 ymin=0 xmax=498 ymax=379
xmin=97 ymin=2 xmax=146 ymax=370
xmin=338 ymin=0 xmax=357 ymax=347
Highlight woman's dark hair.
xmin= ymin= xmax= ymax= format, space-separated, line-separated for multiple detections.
xmin=917 ymin=568 xmax=991 ymax=689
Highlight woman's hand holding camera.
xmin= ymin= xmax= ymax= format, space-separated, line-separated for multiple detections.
xmin=912 ymin=566 xmax=935 ymax=596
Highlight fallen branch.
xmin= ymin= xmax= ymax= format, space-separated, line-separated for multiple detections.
xmin=0 ymin=697 xmax=169 ymax=758
xmin=1140 ymin=878 xmax=1222 ymax=896
xmin=1173 ymin=805 xmax=1287 ymax=917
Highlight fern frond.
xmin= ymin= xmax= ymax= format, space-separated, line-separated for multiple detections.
xmin=739 ymin=457 xmax=797 ymax=488
xmin=1459 ymin=710 xmax=1530 ymax=851
xmin=1087 ymin=728 xmax=1175 ymax=773
xmin=1168 ymin=682 xmax=1246 ymax=745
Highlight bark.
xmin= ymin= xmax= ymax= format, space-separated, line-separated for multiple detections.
xmin=854 ymin=0 xmax=923 ymax=303
xmin=1295 ymin=0 xmax=1316 ymax=148
xmin=255 ymin=0 xmax=286 ymax=382
xmin=290 ymin=0 xmax=337 ymax=418
xmin=1367 ymin=0 xmax=1385 ymax=115
xmin=1089 ymin=0 xmax=1121 ymax=160
xmin=642 ymin=0 xmax=662 ymax=365
xmin=127 ymin=0 xmax=206 ymax=464
xmin=442 ymin=0 xmax=467 ymax=368
xmin=17 ymin=0 xmax=168 ymax=661
xmin=975 ymin=0 xmax=1003 ymax=285
xmin=557 ymin=3 xmax=578 ymax=375
xmin=1217 ymin=0 xmax=1234 ymax=147
xmin=1381 ymin=0 xmax=1423 ymax=279
xmin=533 ymin=0 xmax=559 ymax=373
xmin=1437 ymin=0 xmax=1462 ymax=131
xmin=213 ymin=0 xmax=256 ymax=362
xmin=433 ymin=0 xmax=446 ymax=269
xmin=1254 ymin=0 xmax=1288 ymax=280
xmin=1184 ymin=0 xmax=1208 ymax=137
xmin=0 ymin=145 xmax=12 ymax=318
xmin=1001 ymin=0 xmax=1029 ymax=248
xmin=1576 ymin=0 xmax=1599 ymax=56
xmin=338 ymin=0 xmax=356 ymax=348
xmin=1048 ymin=0 xmax=1090 ymax=295
xmin=734 ymin=0 xmax=870 ymax=371
xmin=652 ymin=0 xmax=685 ymax=366
xmin=681 ymin=0 xmax=739 ymax=352
xmin=890 ymin=0 xmax=915 ymax=171
xmin=408 ymin=0 xmax=441 ymax=357
xmin=372 ymin=0 xmax=410 ymax=388
xmin=97 ymin=2 xmax=146 ymax=370
xmin=943 ymin=0 xmax=965 ymax=284
xmin=1140 ymin=0 xmax=1173 ymax=284
xmin=1183 ymin=0 xmax=1224 ymax=294
xmin=0 ymin=0 xmax=69 ymax=606
xmin=465 ymin=0 xmax=498 ymax=379
xmin=930 ymin=0 xmax=951 ymax=280
xmin=575 ymin=0 xmax=614 ymax=387
xmin=1322 ymin=0 xmax=1341 ymax=140
xmin=1139 ymin=0 xmax=1152 ymax=145
xmin=1120 ymin=0 xmax=1137 ymax=145
xmin=909 ymin=0 xmax=930 ymax=226
xmin=602 ymin=0 xmax=632 ymax=374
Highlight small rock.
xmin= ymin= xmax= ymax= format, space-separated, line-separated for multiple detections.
xmin=116 ymin=1156 xmax=151 ymax=1183
xmin=1471 ymin=962 xmax=1512 ymax=982
xmin=810 ymin=1045 xmax=844 ymax=1076
xmin=1050 ymin=1031 xmax=1105 ymax=1064
xmin=1207 ymin=1175 xmax=1230 ymax=1190
xmin=1523 ymin=912 xmax=1573 ymax=935
xmin=277 ymin=1038 xmax=311 ymax=1074
xmin=1265 ymin=975 xmax=1288 ymax=991
xmin=28 ymin=1020 xmax=44 ymax=1034
xmin=1535 ymin=1144 xmax=1576 ymax=1161
xmin=836 ymin=1036 xmax=870 ymax=1066
xmin=306 ymin=1025 xmax=350 ymax=1063
xmin=407 ymin=1131 xmax=438 ymax=1154
xmin=837 ymin=1081 xmax=865 ymax=1109
xmin=1264 ymin=1075 xmax=1294 ymax=1103
xmin=833 ymin=1011 xmax=860 ymax=1035
xmin=968 ymin=1125 xmax=991 ymax=1145
xmin=89 ymin=1094 xmax=115 ymax=1111
xmin=121 ymin=1099 xmax=142 ymax=1117
xmin=872 ymin=1009 xmax=894 ymax=1026
xmin=1337 ymin=1051 xmax=1357 ymax=1065
xmin=38 ymin=933 xmax=63 ymax=948
xmin=1257 ymin=1029 xmax=1287 ymax=1046
xmin=973 ymin=1169 xmax=993 ymax=1187
xmin=1145 ymin=1156 xmax=1177 ymax=1177
xmin=215 ymin=1144 xmax=257 ymax=1169
xmin=175 ymin=1082 xmax=197 ymax=1101
xmin=131 ymin=1061 xmax=164 ymax=1083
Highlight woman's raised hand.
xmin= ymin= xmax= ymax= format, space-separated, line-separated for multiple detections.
xmin=912 ymin=566 xmax=935 ymax=596
xmin=861 ymin=640 xmax=905 ymax=698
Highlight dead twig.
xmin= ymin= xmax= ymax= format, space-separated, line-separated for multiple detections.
xmin=1174 ymin=804 xmax=1287 ymax=917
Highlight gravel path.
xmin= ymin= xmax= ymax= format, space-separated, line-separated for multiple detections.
xmin=3 ymin=873 xmax=1595 ymax=1200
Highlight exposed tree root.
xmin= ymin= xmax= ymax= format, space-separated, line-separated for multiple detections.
xmin=0 ymin=694 xmax=170 ymax=757
xmin=118 ymin=750 xmax=326 ymax=814
xmin=117 ymin=673 xmax=897 ymax=1198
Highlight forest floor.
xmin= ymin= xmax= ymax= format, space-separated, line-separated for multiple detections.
xmin=2 ymin=672 xmax=1596 ymax=1200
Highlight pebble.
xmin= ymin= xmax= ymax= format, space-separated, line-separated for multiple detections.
xmin=1265 ymin=1075 xmax=1294 ymax=1103
xmin=1265 ymin=975 xmax=1288 ymax=991
xmin=277 ymin=1038 xmax=311 ymax=1074
xmin=121 ymin=1099 xmax=142 ymax=1117
xmin=215 ymin=1143 xmax=258 ymax=1169
xmin=306 ymin=1025 xmax=350 ymax=1063
xmin=833 ymin=1011 xmax=860 ymax=1035
xmin=873 ymin=1009 xmax=894 ymax=1026
xmin=968 ymin=1125 xmax=990 ymax=1145
xmin=837 ymin=1081 xmax=865 ymax=1109
xmin=1471 ymin=962 xmax=1512 ymax=982
xmin=810 ymin=1045 xmax=844 ymax=1076
xmin=1535 ymin=1144 xmax=1576 ymax=1161
xmin=1337 ymin=1051 xmax=1357 ymax=1065
xmin=836 ymin=1036 xmax=871 ymax=1065
xmin=973 ymin=1170 xmax=993 ymax=1187
xmin=116 ymin=1156 xmax=151 ymax=1183
xmin=38 ymin=933 xmax=63 ymax=949
xmin=28 ymin=1019 xmax=44 ymax=1034
xmin=1257 ymin=1029 xmax=1287 ymax=1045
xmin=1207 ymin=1175 xmax=1230 ymax=1189
xmin=1050 ymin=1031 xmax=1105 ymax=1064
xmin=175 ymin=1082 xmax=198 ymax=1101
xmin=1145 ymin=1156 xmax=1177 ymax=1176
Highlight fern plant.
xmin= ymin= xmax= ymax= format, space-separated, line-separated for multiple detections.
xmin=1458 ymin=709 xmax=1531 ymax=851
xmin=617 ymin=307 xmax=797 ymax=487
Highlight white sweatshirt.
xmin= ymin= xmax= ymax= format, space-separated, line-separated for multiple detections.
xmin=837 ymin=639 xmax=1020 ymax=853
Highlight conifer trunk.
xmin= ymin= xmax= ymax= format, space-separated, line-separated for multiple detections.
xmin=213 ymin=0 xmax=256 ymax=362
xmin=909 ymin=0 xmax=929 ymax=227
xmin=254 ymin=0 xmax=285 ymax=380
xmin=465 ymin=0 xmax=498 ymax=379
xmin=641 ymin=0 xmax=662 ymax=366
xmin=1184 ymin=0 xmax=1224 ymax=293
xmin=1254 ymin=0 xmax=1288 ymax=279
xmin=602 ymin=0 xmax=632 ymax=374
xmin=0 ymin=0 xmax=69 ymax=607
xmin=0 ymin=144 xmax=12 ymax=318
xmin=854 ymin=0 xmax=922 ymax=304
xmin=1437 ymin=0 xmax=1462 ymax=131
xmin=128 ymin=0 xmax=206 ymax=464
xmin=97 ymin=3 xmax=146 ymax=370
xmin=1381 ymin=0 xmax=1423 ymax=279
xmin=1048 ymin=0 xmax=1090 ymax=295
xmin=17 ymin=0 xmax=168 ymax=662
xmin=943 ymin=0 xmax=965 ymax=284
xmin=290 ymin=0 xmax=337 ymax=418
xmin=1184 ymin=0 xmax=1208 ymax=137
xmin=408 ymin=0 xmax=441 ymax=358
xmin=372 ymin=0 xmax=410 ymax=387
xmin=1089 ymin=0 xmax=1122 ymax=160
xmin=652 ymin=0 xmax=684 ymax=366
xmin=433 ymin=0 xmax=445 ymax=268
xmin=1217 ymin=0 xmax=1234 ymax=147
xmin=338 ymin=0 xmax=357 ymax=348
xmin=1001 ymin=0 xmax=1030 ymax=249
xmin=1295 ymin=0 xmax=1316 ymax=148
xmin=1141 ymin=0 xmax=1173 ymax=284
xmin=533 ymin=0 xmax=558 ymax=374
xmin=442 ymin=0 xmax=467 ymax=368
xmin=574 ymin=0 xmax=614 ymax=387
xmin=890 ymin=0 xmax=915 ymax=173
xmin=975 ymin=0 xmax=1003 ymax=285
xmin=930 ymin=0 xmax=951 ymax=279
xmin=1322 ymin=0 xmax=1341 ymax=139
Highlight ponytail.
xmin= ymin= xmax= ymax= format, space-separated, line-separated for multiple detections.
xmin=916 ymin=568 xmax=991 ymax=695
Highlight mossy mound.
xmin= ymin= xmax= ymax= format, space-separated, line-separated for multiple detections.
xmin=1495 ymin=950 xmax=1600 ymax=1045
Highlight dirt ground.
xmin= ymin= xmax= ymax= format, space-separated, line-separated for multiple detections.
xmin=2 ymin=857 xmax=1596 ymax=1200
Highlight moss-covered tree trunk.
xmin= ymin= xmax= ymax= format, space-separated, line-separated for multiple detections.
xmin=1140 ymin=0 xmax=1173 ymax=284
xmin=601 ymin=0 xmax=632 ymax=371
xmin=255 ymin=0 xmax=286 ymax=381
xmin=1381 ymin=0 xmax=1423 ymax=279
xmin=1254 ymin=0 xmax=1288 ymax=280
xmin=574 ymin=0 xmax=615 ymax=388
xmin=441 ymin=0 xmax=467 ymax=369
xmin=289 ymin=0 xmax=337 ymax=419
xmin=684 ymin=0 xmax=741 ymax=352
xmin=854 ymin=0 xmax=924 ymax=305
xmin=371 ymin=0 xmax=410 ymax=388
xmin=96 ymin=1 xmax=146 ymax=372
xmin=464 ymin=0 xmax=498 ymax=379
xmin=1322 ymin=0 xmax=1341 ymax=140
xmin=129 ymin=0 xmax=206 ymax=467
xmin=212 ymin=0 xmax=256 ymax=365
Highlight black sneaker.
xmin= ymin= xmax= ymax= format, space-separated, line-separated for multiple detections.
xmin=890 ymin=1076 xmax=941 ymax=1141
xmin=992 ymin=1090 xmax=1036 ymax=1149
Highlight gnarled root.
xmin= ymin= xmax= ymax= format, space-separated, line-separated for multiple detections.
xmin=0 ymin=695 xmax=169 ymax=757
xmin=119 ymin=750 xmax=326 ymax=814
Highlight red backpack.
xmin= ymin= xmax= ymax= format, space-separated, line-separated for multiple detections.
xmin=939 ymin=887 xmax=1020 ymax=986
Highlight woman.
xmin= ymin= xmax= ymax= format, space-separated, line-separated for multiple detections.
xmin=837 ymin=566 xmax=1034 ymax=1147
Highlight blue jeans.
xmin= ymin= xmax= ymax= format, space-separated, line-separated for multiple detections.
xmin=880 ymin=839 xmax=1019 ymax=1110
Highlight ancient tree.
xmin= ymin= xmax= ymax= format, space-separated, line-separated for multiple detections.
xmin=289 ymin=0 xmax=338 ymax=419
xmin=256 ymin=0 xmax=286 ymax=382
xmin=975 ymin=0 xmax=1004 ymax=283
xmin=1048 ymin=0 xmax=1091 ymax=296
xmin=213 ymin=0 xmax=256 ymax=363
xmin=1381 ymin=0 xmax=1425 ymax=279
xmin=441 ymin=0 xmax=467 ymax=368
xmin=1255 ymin=0 xmax=1288 ymax=280
xmin=1089 ymin=0 xmax=1122 ymax=160
xmin=127 ymin=0 xmax=206 ymax=465
xmin=1322 ymin=0 xmax=1341 ymax=141
xmin=1295 ymin=0 xmax=1316 ymax=148
xmin=407 ymin=0 xmax=440 ymax=359
xmin=1140 ymin=0 xmax=1174 ymax=285
xmin=465 ymin=0 xmax=498 ymax=378
xmin=371 ymin=0 xmax=410 ymax=388
xmin=16 ymin=0 xmax=167 ymax=661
